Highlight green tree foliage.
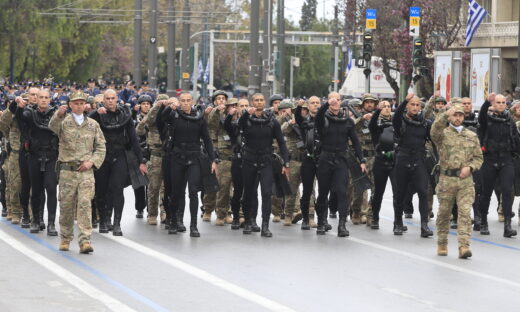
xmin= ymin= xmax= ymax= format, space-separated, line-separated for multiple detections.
xmin=299 ymin=0 xmax=317 ymax=31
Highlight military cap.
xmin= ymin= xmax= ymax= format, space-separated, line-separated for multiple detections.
xmin=142 ymin=81 xmax=149 ymax=86
xmin=87 ymin=78 xmax=96 ymax=83
xmin=349 ymin=98 xmax=362 ymax=107
xmin=362 ymin=93 xmax=379 ymax=104
xmin=226 ymin=98 xmax=239 ymax=106
xmin=54 ymin=83 xmax=62 ymax=89
xmin=269 ymin=94 xmax=283 ymax=104
xmin=86 ymin=96 xmax=95 ymax=104
xmin=138 ymin=94 xmax=153 ymax=104
xmin=278 ymin=99 xmax=294 ymax=110
xmin=115 ymin=85 xmax=122 ymax=90
xmin=212 ymin=90 xmax=228 ymax=102
xmin=69 ymin=91 xmax=88 ymax=102
xmin=156 ymin=94 xmax=169 ymax=101
xmin=302 ymin=101 xmax=309 ymax=109
xmin=450 ymin=97 xmax=462 ymax=105
xmin=451 ymin=104 xmax=464 ymax=114
xmin=21 ymin=93 xmax=29 ymax=100
xmin=434 ymin=96 xmax=447 ymax=103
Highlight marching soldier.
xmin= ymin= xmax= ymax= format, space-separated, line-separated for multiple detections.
xmin=430 ymin=104 xmax=483 ymax=258
xmin=49 ymin=91 xmax=106 ymax=253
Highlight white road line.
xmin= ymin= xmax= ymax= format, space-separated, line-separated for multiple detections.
xmin=350 ymin=237 xmax=520 ymax=289
xmin=0 ymin=229 xmax=136 ymax=312
xmin=382 ymin=288 xmax=457 ymax=312
xmin=103 ymin=235 xmax=295 ymax=312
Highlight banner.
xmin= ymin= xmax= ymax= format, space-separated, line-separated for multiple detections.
xmin=470 ymin=49 xmax=490 ymax=107
xmin=434 ymin=52 xmax=453 ymax=101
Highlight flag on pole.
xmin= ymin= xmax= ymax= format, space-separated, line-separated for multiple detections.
xmin=466 ymin=0 xmax=487 ymax=47
xmin=344 ymin=47 xmax=353 ymax=78
xmin=204 ymin=61 xmax=210 ymax=84
xmin=197 ymin=60 xmax=204 ymax=81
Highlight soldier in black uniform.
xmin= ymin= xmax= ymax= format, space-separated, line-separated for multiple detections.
xmin=314 ymin=95 xmax=366 ymax=237
xmin=239 ymin=93 xmax=289 ymax=237
xmin=159 ymin=92 xmax=217 ymax=237
xmin=90 ymin=89 xmax=147 ymax=236
xmin=16 ymin=89 xmax=59 ymax=235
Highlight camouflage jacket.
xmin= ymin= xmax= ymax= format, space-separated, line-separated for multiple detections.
xmin=281 ymin=118 xmax=305 ymax=160
xmin=430 ymin=112 xmax=483 ymax=173
xmin=354 ymin=111 xmax=375 ymax=156
xmin=207 ymin=108 xmax=233 ymax=158
xmin=137 ymin=104 xmax=162 ymax=151
xmin=49 ymin=112 xmax=106 ymax=169
xmin=0 ymin=109 xmax=21 ymax=151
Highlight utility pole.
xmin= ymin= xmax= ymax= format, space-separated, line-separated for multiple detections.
xmin=276 ymin=0 xmax=286 ymax=96
xmin=166 ymin=0 xmax=176 ymax=96
xmin=517 ymin=1 xmax=520 ymax=90
xmin=148 ymin=0 xmax=158 ymax=87
xmin=201 ymin=14 xmax=209 ymax=98
xmin=261 ymin=0 xmax=273 ymax=100
xmin=332 ymin=5 xmax=339 ymax=92
xmin=248 ymin=0 xmax=261 ymax=96
xmin=180 ymin=0 xmax=191 ymax=90
xmin=133 ymin=0 xmax=142 ymax=87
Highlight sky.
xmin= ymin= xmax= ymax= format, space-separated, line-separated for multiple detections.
xmin=284 ymin=0 xmax=334 ymax=24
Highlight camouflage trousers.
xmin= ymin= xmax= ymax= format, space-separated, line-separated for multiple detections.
xmin=58 ymin=169 xmax=95 ymax=246
xmin=348 ymin=156 xmax=374 ymax=219
xmin=146 ymin=154 xmax=165 ymax=219
xmin=6 ymin=151 xmax=22 ymax=218
xmin=203 ymin=159 xmax=232 ymax=218
xmin=436 ymin=175 xmax=474 ymax=248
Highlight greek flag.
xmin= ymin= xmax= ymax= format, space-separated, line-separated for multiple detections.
xmin=344 ymin=47 xmax=353 ymax=78
xmin=466 ymin=0 xmax=487 ymax=47
xmin=203 ymin=61 xmax=209 ymax=84
xmin=197 ymin=60 xmax=204 ymax=81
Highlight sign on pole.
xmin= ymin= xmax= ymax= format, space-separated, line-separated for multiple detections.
xmin=366 ymin=9 xmax=377 ymax=30
xmin=409 ymin=7 xmax=420 ymax=37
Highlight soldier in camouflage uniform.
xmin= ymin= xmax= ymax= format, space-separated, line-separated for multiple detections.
xmin=206 ymin=92 xmax=237 ymax=226
xmin=349 ymin=94 xmax=377 ymax=225
xmin=202 ymin=90 xmax=229 ymax=223
xmin=137 ymin=94 xmax=170 ymax=225
xmin=0 ymin=93 xmax=24 ymax=225
xmin=430 ymin=104 xmax=483 ymax=259
xmin=268 ymin=95 xmax=285 ymax=222
xmin=49 ymin=91 xmax=106 ymax=254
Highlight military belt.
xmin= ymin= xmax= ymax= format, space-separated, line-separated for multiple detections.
xmin=441 ymin=169 xmax=460 ymax=177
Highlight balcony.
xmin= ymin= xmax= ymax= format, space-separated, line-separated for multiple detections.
xmin=465 ymin=21 xmax=519 ymax=48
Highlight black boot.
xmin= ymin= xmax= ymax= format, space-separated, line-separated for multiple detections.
xmin=231 ymin=219 xmax=240 ymax=230
xmin=370 ymin=219 xmax=379 ymax=230
xmin=301 ymin=218 xmax=310 ymax=230
xmin=21 ymin=207 xmax=30 ymax=228
xmin=324 ymin=219 xmax=332 ymax=231
xmin=136 ymin=210 xmax=143 ymax=218
xmin=261 ymin=219 xmax=272 ymax=237
xmin=420 ymin=220 xmax=433 ymax=238
xmin=504 ymin=220 xmax=517 ymax=238
xmin=39 ymin=209 xmax=45 ymax=231
xmin=393 ymin=218 xmax=403 ymax=235
xmin=190 ymin=224 xmax=200 ymax=237
xmin=473 ymin=214 xmax=481 ymax=231
xmin=337 ymin=217 xmax=349 ymax=237
xmin=251 ymin=219 xmax=260 ymax=232
xmin=1 ymin=205 xmax=6 ymax=217
xmin=30 ymin=220 xmax=40 ymax=233
xmin=243 ymin=221 xmax=252 ymax=234
xmin=316 ymin=216 xmax=326 ymax=235
xmin=177 ymin=210 xmax=186 ymax=232
xmin=480 ymin=215 xmax=490 ymax=235
xmin=112 ymin=213 xmax=123 ymax=236
xmin=47 ymin=223 xmax=58 ymax=236
xmin=99 ymin=211 xmax=109 ymax=233
xmin=168 ymin=216 xmax=178 ymax=234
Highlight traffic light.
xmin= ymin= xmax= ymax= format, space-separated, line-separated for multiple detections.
xmin=412 ymin=38 xmax=424 ymax=68
xmin=362 ymin=31 xmax=373 ymax=64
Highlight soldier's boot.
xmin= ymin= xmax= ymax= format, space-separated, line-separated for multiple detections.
xmin=316 ymin=216 xmax=326 ymax=235
xmin=160 ymin=210 xmax=167 ymax=224
xmin=59 ymin=240 xmax=70 ymax=251
xmin=261 ymin=219 xmax=272 ymax=237
xmin=190 ymin=223 xmax=200 ymax=238
xmin=370 ymin=218 xmax=379 ymax=230
xmin=365 ymin=216 xmax=372 ymax=227
xmin=272 ymin=215 xmax=281 ymax=223
xmin=225 ymin=215 xmax=233 ymax=224
xmin=112 ymin=213 xmax=123 ymax=236
xmin=1 ymin=205 xmax=6 ymax=217
xmin=420 ymin=219 xmax=433 ymax=238
xmin=301 ymin=215 xmax=310 ymax=230
xmin=251 ymin=218 xmax=261 ymax=232
xmin=136 ymin=210 xmax=143 ymax=219
xmin=351 ymin=211 xmax=361 ymax=225
xmin=283 ymin=214 xmax=293 ymax=226
xmin=498 ymin=206 xmax=504 ymax=222
xmin=5 ymin=211 xmax=12 ymax=221
xmin=147 ymin=217 xmax=158 ymax=225
xmin=215 ymin=217 xmax=225 ymax=226
xmin=79 ymin=241 xmax=94 ymax=254
xmin=11 ymin=215 xmax=20 ymax=224
xmin=39 ymin=209 xmax=45 ymax=231
xmin=480 ymin=216 xmax=490 ymax=235
xmin=243 ymin=220 xmax=252 ymax=234
xmin=329 ymin=211 xmax=337 ymax=218
xmin=231 ymin=218 xmax=241 ymax=230
xmin=504 ymin=220 xmax=517 ymax=238
xmin=324 ymin=218 xmax=332 ymax=231
xmin=202 ymin=211 xmax=211 ymax=222
xmin=21 ymin=213 xmax=30 ymax=228
xmin=450 ymin=219 xmax=458 ymax=229
xmin=309 ymin=217 xmax=317 ymax=228
xmin=99 ymin=211 xmax=109 ymax=233
xmin=47 ymin=210 xmax=58 ymax=236
xmin=177 ymin=209 xmax=186 ymax=232
xmin=473 ymin=214 xmax=481 ymax=231
xmin=337 ymin=217 xmax=349 ymax=237
xmin=393 ymin=218 xmax=404 ymax=236
xmin=458 ymin=246 xmax=472 ymax=259
xmin=30 ymin=218 xmax=40 ymax=234
xmin=437 ymin=244 xmax=448 ymax=256
xmin=168 ymin=215 xmax=178 ymax=235
xmin=360 ymin=215 xmax=367 ymax=224
xmin=292 ymin=212 xmax=302 ymax=224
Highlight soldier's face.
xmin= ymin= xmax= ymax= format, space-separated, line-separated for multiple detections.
xmin=29 ymin=88 xmax=39 ymax=104
xmin=435 ymin=102 xmax=446 ymax=110
xmin=449 ymin=112 xmax=464 ymax=127
xmin=308 ymin=97 xmax=320 ymax=114
xmin=179 ymin=94 xmax=193 ymax=112
xmin=380 ymin=101 xmax=391 ymax=116
xmin=140 ymin=102 xmax=151 ymax=113
xmin=37 ymin=91 xmax=51 ymax=110
xmin=252 ymin=95 xmax=265 ymax=111
xmin=84 ymin=102 xmax=92 ymax=112
xmin=493 ymin=96 xmax=507 ymax=113
xmin=238 ymin=100 xmax=249 ymax=111
xmin=461 ymin=99 xmax=472 ymax=114
xmin=406 ymin=98 xmax=421 ymax=115
xmin=271 ymin=100 xmax=280 ymax=111
xmin=214 ymin=95 xmax=226 ymax=106
xmin=88 ymin=82 xmax=95 ymax=88
xmin=104 ymin=92 xmax=118 ymax=111
xmin=363 ymin=100 xmax=376 ymax=112
xmin=69 ymin=100 xmax=86 ymax=115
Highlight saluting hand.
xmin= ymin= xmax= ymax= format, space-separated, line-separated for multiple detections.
xmin=247 ymin=107 xmax=256 ymax=115
xmin=97 ymin=107 xmax=107 ymax=114
xmin=405 ymin=92 xmax=414 ymax=101
xmin=58 ymin=105 xmax=68 ymax=117
xmin=487 ymin=92 xmax=496 ymax=104
xmin=16 ymin=96 xmax=26 ymax=108
xmin=228 ymin=107 xmax=237 ymax=116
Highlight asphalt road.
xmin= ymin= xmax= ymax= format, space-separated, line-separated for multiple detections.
xmin=1 ymin=187 xmax=519 ymax=312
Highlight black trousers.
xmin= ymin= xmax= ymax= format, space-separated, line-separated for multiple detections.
xmin=371 ymin=155 xmax=395 ymax=222
xmin=241 ymin=159 xmax=273 ymax=222
xmin=27 ymin=154 xmax=57 ymax=223
xmin=19 ymin=150 xmax=31 ymax=210
xmin=316 ymin=156 xmax=349 ymax=222
xmin=134 ymin=186 xmax=147 ymax=212
xmin=480 ymin=156 xmax=514 ymax=223
xmin=300 ymin=156 xmax=317 ymax=220
xmin=170 ymin=158 xmax=201 ymax=225
xmin=393 ymin=156 xmax=429 ymax=223
xmin=230 ymin=157 xmax=243 ymax=220
xmin=95 ymin=153 xmax=129 ymax=222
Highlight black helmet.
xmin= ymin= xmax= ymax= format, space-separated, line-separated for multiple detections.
xmin=269 ymin=94 xmax=283 ymax=105
xmin=212 ymin=90 xmax=228 ymax=103
xmin=138 ymin=94 xmax=153 ymax=104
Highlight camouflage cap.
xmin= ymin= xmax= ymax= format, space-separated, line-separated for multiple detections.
xmin=21 ymin=93 xmax=29 ymax=100
xmin=302 ymin=101 xmax=309 ymax=109
xmin=362 ymin=93 xmax=379 ymax=103
xmin=452 ymin=104 xmax=464 ymax=114
xmin=86 ymin=96 xmax=95 ymax=104
xmin=434 ymin=96 xmax=447 ymax=103
xmin=69 ymin=91 xmax=88 ymax=101
xmin=226 ymin=98 xmax=239 ymax=106
xmin=278 ymin=99 xmax=294 ymax=110
xmin=156 ymin=94 xmax=169 ymax=101
xmin=450 ymin=97 xmax=462 ymax=105
xmin=349 ymin=98 xmax=362 ymax=107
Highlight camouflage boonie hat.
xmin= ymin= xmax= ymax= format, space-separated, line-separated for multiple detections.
xmin=362 ymin=93 xmax=379 ymax=104
xmin=349 ymin=98 xmax=362 ymax=107
xmin=156 ymin=94 xmax=169 ymax=101
xmin=450 ymin=97 xmax=462 ymax=105
xmin=69 ymin=91 xmax=88 ymax=101
xmin=452 ymin=104 xmax=464 ymax=114
xmin=302 ymin=101 xmax=309 ymax=109
xmin=278 ymin=99 xmax=294 ymax=110
xmin=226 ymin=98 xmax=238 ymax=106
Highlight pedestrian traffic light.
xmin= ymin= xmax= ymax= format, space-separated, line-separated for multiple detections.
xmin=412 ymin=38 xmax=424 ymax=68
xmin=362 ymin=31 xmax=373 ymax=63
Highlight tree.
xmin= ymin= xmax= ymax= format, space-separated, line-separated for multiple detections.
xmin=300 ymin=0 xmax=318 ymax=31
